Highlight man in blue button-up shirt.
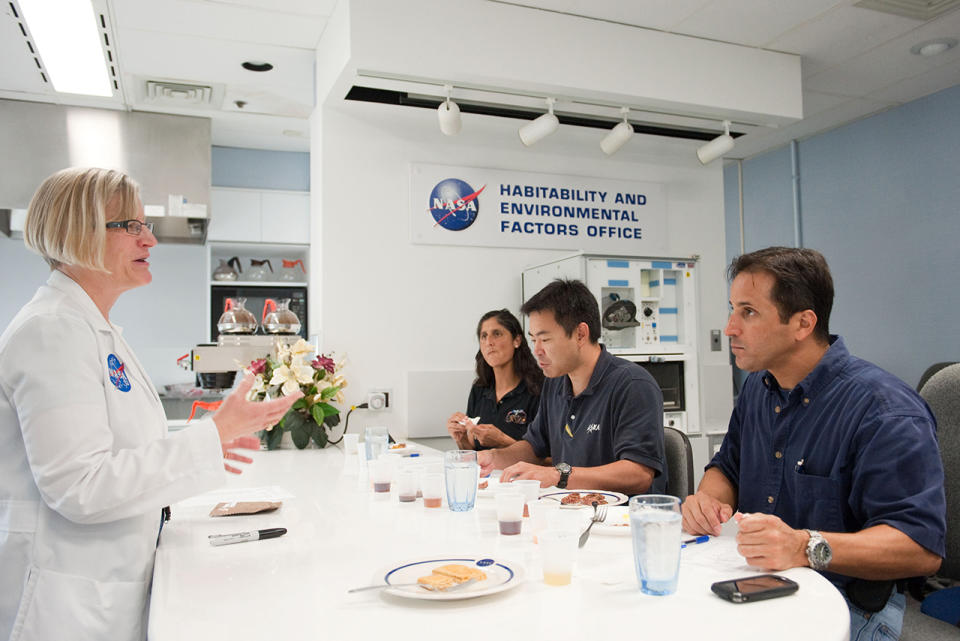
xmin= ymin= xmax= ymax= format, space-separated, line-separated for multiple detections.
xmin=682 ymin=247 xmax=945 ymax=639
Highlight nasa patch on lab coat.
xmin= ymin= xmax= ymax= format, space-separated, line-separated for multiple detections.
xmin=107 ymin=354 xmax=132 ymax=392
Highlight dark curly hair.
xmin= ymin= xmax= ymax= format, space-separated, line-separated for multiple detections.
xmin=473 ymin=309 xmax=543 ymax=396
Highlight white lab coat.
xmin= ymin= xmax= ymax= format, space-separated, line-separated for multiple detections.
xmin=0 ymin=271 xmax=225 ymax=641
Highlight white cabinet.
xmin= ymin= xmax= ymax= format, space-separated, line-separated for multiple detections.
xmin=208 ymin=188 xmax=309 ymax=244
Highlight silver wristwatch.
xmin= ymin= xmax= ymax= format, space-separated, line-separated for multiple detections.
xmin=805 ymin=530 xmax=832 ymax=571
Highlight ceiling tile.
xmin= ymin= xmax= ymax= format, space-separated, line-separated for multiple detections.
xmin=866 ymin=59 xmax=960 ymax=102
xmin=499 ymin=0 xmax=710 ymax=31
xmin=671 ymin=0 xmax=844 ymax=48
xmin=112 ymin=0 xmax=327 ymax=49
xmin=768 ymin=5 xmax=920 ymax=77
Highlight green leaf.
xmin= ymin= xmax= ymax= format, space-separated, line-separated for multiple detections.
xmin=310 ymin=403 xmax=325 ymax=426
xmin=291 ymin=397 xmax=307 ymax=411
xmin=319 ymin=385 xmax=339 ymax=400
xmin=310 ymin=424 xmax=328 ymax=448
xmin=264 ymin=428 xmax=284 ymax=451
xmin=323 ymin=413 xmax=340 ymax=428
xmin=317 ymin=402 xmax=339 ymax=417
xmin=287 ymin=413 xmax=311 ymax=449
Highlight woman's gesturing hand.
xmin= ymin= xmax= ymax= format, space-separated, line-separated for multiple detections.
xmin=212 ymin=375 xmax=303 ymax=444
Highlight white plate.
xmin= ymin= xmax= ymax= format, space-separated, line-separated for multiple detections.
xmin=592 ymin=505 xmax=631 ymax=536
xmin=376 ymin=556 xmax=524 ymax=600
xmin=538 ymin=489 xmax=629 ymax=508
xmin=387 ymin=442 xmax=419 ymax=457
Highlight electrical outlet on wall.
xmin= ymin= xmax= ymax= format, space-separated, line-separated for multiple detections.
xmin=367 ymin=389 xmax=391 ymax=410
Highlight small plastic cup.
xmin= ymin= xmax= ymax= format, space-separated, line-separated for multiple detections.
xmin=343 ymin=433 xmax=359 ymax=455
xmin=421 ymin=472 xmax=444 ymax=509
xmin=540 ymin=528 xmax=578 ymax=585
xmin=396 ymin=469 xmax=418 ymax=503
xmin=511 ymin=479 xmax=542 ymax=516
xmin=495 ymin=491 xmax=525 ymax=536
xmin=370 ymin=457 xmax=392 ymax=494
xmin=528 ymin=500 xmax=561 ymax=543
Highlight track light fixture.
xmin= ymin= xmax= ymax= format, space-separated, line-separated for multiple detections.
xmin=697 ymin=120 xmax=734 ymax=165
xmin=437 ymin=85 xmax=462 ymax=136
xmin=600 ymin=107 xmax=634 ymax=155
xmin=518 ymin=97 xmax=559 ymax=147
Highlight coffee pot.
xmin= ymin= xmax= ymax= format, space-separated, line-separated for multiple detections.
xmin=248 ymin=259 xmax=273 ymax=281
xmin=217 ymin=297 xmax=258 ymax=335
xmin=212 ymin=256 xmax=241 ymax=281
xmin=278 ymin=259 xmax=306 ymax=282
xmin=261 ymin=298 xmax=301 ymax=335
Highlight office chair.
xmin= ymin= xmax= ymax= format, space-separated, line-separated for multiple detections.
xmin=917 ymin=361 xmax=957 ymax=393
xmin=663 ymin=426 xmax=694 ymax=499
xmin=902 ymin=363 xmax=960 ymax=638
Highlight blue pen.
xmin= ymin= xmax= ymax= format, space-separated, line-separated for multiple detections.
xmin=682 ymin=535 xmax=710 ymax=548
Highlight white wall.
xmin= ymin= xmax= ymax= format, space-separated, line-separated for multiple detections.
xmin=312 ymin=100 xmax=733 ymax=440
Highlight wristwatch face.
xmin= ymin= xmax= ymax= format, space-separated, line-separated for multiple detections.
xmin=806 ymin=531 xmax=832 ymax=570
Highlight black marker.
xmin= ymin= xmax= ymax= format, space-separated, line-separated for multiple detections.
xmin=208 ymin=527 xmax=287 ymax=546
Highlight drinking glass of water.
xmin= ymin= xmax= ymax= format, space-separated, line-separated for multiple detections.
xmin=364 ymin=426 xmax=389 ymax=461
xmin=629 ymin=494 xmax=682 ymax=596
xmin=443 ymin=450 xmax=478 ymax=512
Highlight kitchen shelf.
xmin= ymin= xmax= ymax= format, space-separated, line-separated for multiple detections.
xmin=210 ymin=280 xmax=307 ymax=287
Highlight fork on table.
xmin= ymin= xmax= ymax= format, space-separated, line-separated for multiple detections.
xmin=578 ymin=502 xmax=608 ymax=548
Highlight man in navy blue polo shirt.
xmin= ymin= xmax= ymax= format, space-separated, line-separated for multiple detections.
xmin=682 ymin=247 xmax=945 ymax=639
xmin=478 ymin=279 xmax=666 ymax=495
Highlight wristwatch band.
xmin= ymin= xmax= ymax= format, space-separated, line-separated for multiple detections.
xmin=555 ymin=463 xmax=571 ymax=489
xmin=805 ymin=529 xmax=833 ymax=571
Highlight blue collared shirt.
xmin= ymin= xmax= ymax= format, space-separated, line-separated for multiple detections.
xmin=524 ymin=345 xmax=666 ymax=494
xmin=709 ymin=336 xmax=946 ymax=586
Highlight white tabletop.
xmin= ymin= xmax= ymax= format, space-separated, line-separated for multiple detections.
xmin=149 ymin=445 xmax=850 ymax=641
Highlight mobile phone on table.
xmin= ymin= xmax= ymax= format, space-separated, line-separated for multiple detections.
xmin=711 ymin=574 xmax=799 ymax=603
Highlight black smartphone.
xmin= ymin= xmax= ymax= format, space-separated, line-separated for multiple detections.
xmin=711 ymin=574 xmax=799 ymax=603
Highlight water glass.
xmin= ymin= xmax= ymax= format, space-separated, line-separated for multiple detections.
xmin=539 ymin=528 xmax=578 ymax=585
xmin=629 ymin=494 xmax=682 ymax=596
xmin=495 ymin=491 xmax=525 ymax=535
xmin=364 ymin=426 xmax=389 ymax=461
xmin=443 ymin=450 xmax=478 ymax=512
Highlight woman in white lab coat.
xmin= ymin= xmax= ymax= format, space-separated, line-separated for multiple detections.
xmin=0 ymin=168 xmax=300 ymax=641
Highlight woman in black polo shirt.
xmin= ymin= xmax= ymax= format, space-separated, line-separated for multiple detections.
xmin=446 ymin=309 xmax=543 ymax=450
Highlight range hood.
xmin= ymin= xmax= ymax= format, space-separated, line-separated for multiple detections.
xmin=0 ymin=99 xmax=211 ymax=245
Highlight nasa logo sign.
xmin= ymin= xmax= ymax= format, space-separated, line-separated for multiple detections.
xmin=429 ymin=178 xmax=485 ymax=231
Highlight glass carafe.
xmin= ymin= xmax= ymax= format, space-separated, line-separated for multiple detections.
xmin=248 ymin=259 xmax=273 ymax=281
xmin=261 ymin=298 xmax=301 ymax=335
xmin=217 ymin=297 xmax=258 ymax=335
xmin=212 ymin=256 xmax=241 ymax=281
xmin=278 ymin=259 xmax=306 ymax=282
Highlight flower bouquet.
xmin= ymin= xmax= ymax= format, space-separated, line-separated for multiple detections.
xmin=247 ymin=338 xmax=347 ymax=450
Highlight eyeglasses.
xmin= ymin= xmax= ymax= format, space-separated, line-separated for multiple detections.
xmin=105 ymin=219 xmax=155 ymax=235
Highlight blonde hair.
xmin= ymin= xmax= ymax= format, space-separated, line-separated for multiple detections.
xmin=24 ymin=167 xmax=141 ymax=271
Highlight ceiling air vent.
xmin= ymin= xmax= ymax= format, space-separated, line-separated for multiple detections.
xmin=854 ymin=0 xmax=960 ymax=20
xmin=144 ymin=80 xmax=213 ymax=106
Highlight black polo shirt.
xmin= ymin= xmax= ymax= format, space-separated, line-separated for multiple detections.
xmin=524 ymin=346 xmax=666 ymax=494
xmin=466 ymin=380 xmax=540 ymax=450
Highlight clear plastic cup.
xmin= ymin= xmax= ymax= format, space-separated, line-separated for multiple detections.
xmin=396 ymin=469 xmax=418 ymax=503
xmin=342 ymin=433 xmax=359 ymax=455
xmin=540 ymin=528 xmax=578 ymax=585
xmin=510 ymin=479 xmax=542 ymax=516
xmin=370 ymin=457 xmax=392 ymax=494
xmin=421 ymin=472 xmax=444 ymax=509
xmin=528 ymin=500 xmax=561 ymax=543
xmin=495 ymin=491 xmax=525 ymax=535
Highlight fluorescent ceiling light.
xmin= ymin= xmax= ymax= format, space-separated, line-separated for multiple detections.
xmin=18 ymin=0 xmax=112 ymax=97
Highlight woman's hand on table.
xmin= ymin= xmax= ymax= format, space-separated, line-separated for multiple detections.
xmin=212 ymin=375 xmax=303 ymax=444
xmin=467 ymin=423 xmax=515 ymax=448
xmin=221 ymin=436 xmax=261 ymax=474
xmin=681 ymin=490 xmax=733 ymax=536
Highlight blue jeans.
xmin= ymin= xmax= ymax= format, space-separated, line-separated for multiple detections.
xmin=847 ymin=591 xmax=906 ymax=641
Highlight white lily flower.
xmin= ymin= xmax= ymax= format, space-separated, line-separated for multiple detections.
xmin=290 ymin=338 xmax=315 ymax=358
xmin=269 ymin=364 xmax=310 ymax=396
xmin=247 ymin=374 xmax=266 ymax=400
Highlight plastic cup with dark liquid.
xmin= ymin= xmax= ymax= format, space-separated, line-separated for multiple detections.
xmin=371 ymin=458 xmax=392 ymax=494
xmin=495 ymin=491 xmax=525 ymax=536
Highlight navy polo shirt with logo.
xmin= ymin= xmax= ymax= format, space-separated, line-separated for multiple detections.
xmin=466 ymin=380 xmax=540 ymax=451
xmin=524 ymin=346 xmax=666 ymax=494
xmin=708 ymin=336 xmax=946 ymax=589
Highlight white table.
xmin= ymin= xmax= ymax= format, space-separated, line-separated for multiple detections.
xmin=149 ymin=445 xmax=850 ymax=641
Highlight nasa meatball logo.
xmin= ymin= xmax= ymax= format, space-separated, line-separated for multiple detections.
xmin=429 ymin=178 xmax=485 ymax=231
